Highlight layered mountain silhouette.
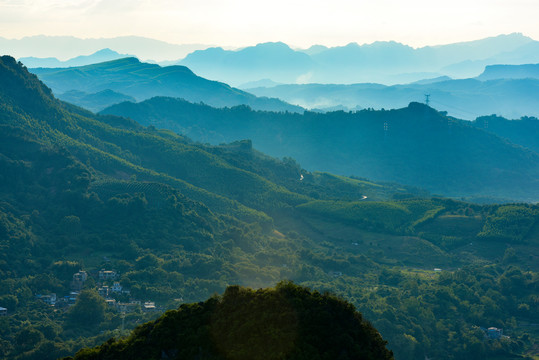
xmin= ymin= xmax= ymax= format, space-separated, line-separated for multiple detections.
xmin=477 ymin=63 xmax=539 ymax=80
xmin=18 ymin=48 xmax=131 ymax=68
xmin=0 ymin=35 xmax=209 ymax=62
xmin=29 ymin=57 xmax=302 ymax=112
xmin=180 ymin=42 xmax=315 ymax=85
xmin=247 ymin=77 xmax=539 ymax=119
xmin=102 ymin=97 xmax=539 ymax=202
xmin=178 ymin=33 xmax=539 ymax=85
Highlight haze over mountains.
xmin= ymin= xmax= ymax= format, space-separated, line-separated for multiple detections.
xmin=247 ymin=75 xmax=539 ymax=119
xmin=10 ymin=32 xmax=537 ymax=120
xmin=180 ymin=33 xmax=539 ymax=85
xmin=1 ymin=35 xmax=209 ymax=62
xmin=19 ymin=48 xmax=131 ymax=68
xmin=1 ymin=53 xmax=538 ymax=360
xmin=30 ymin=58 xmax=302 ymax=113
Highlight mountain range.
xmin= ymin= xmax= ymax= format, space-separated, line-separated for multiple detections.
xmin=1 ymin=54 xmax=538 ymax=360
xmin=29 ymin=58 xmax=302 ymax=113
xmin=246 ymin=74 xmax=539 ymax=119
xmin=5 ymin=33 xmax=539 ymax=86
xmin=18 ymin=48 xmax=131 ymax=68
xmin=101 ymin=97 xmax=539 ymax=202
xmin=180 ymin=33 xmax=539 ymax=85
xmin=0 ymin=35 xmax=209 ymax=62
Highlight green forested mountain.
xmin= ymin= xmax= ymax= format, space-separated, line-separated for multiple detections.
xmin=29 ymin=57 xmax=303 ymax=113
xmin=65 ymin=282 xmax=394 ymax=360
xmin=102 ymin=97 xmax=539 ymax=203
xmin=1 ymin=56 xmax=538 ymax=360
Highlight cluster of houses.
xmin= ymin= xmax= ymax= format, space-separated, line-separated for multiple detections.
xmin=33 ymin=269 xmax=159 ymax=314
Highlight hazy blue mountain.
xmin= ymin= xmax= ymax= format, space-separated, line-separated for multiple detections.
xmin=443 ymin=43 xmax=539 ymax=78
xmin=477 ymin=63 xmax=539 ymax=80
xmin=0 ymin=35 xmax=210 ymax=62
xmin=410 ymin=76 xmax=453 ymax=85
xmin=28 ymin=57 xmax=303 ymax=112
xmin=420 ymin=33 xmax=534 ymax=66
xmin=239 ymin=78 xmax=282 ymax=89
xmin=179 ymin=42 xmax=315 ymax=86
xmin=57 ymin=89 xmax=136 ymax=112
xmin=102 ymin=98 xmax=539 ymax=202
xmin=299 ymin=44 xmax=329 ymax=55
xmin=309 ymin=41 xmax=423 ymax=82
xmin=175 ymin=33 xmax=539 ymax=85
xmin=19 ymin=48 xmax=130 ymax=68
xmin=247 ymin=77 xmax=539 ymax=119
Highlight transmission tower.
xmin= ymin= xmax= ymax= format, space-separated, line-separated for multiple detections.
xmin=425 ymin=94 xmax=430 ymax=106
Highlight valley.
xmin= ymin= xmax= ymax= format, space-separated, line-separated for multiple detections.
xmin=0 ymin=54 xmax=538 ymax=359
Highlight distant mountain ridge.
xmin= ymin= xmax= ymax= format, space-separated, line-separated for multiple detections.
xmin=247 ymin=77 xmax=539 ymax=120
xmin=178 ymin=33 xmax=539 ymax=85
xmin=181 ymin=42 xmax=315 ymax=85
xmin=18 ymin=48 xmax=131 ymax=68
xmin=477 ymin=63 xmax=539 ymax=80
xmin=5 ymin=33 xmax=539 ymax=85
xmin=0 ymin=35 xmax=210 ymax=62
xmin=28 ymin=57 xmax=303 ymax=113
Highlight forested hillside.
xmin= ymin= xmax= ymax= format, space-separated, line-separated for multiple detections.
xmin=102 ymin=97 xmax=539 ymax=203
xmin=29 ymin=58 xmax=302 ymax=113
xmin=1 ymin=56 xmax=538 ymax=360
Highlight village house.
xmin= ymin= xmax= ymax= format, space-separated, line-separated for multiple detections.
xmin=99 ymin=269 xmax=118 ymax=281
xmin=111 ymin=282 xmax=122 ymax=293
xmin=143 ymin=301 xmax=156 ymax=312
xmin=71 ymin=270 xmax=88 ymax=291
xmin=116 ymin=301 xmax=140 ymax=313
xmin=98 ymin=286 xmax=110 ymax=298
xmin=487 ymin=327 xmax=503 ymax=340
xmin=36 ymin=293 xmax=57 ymax=306
xmin=0 ymin=307 xmax=7 ymax=316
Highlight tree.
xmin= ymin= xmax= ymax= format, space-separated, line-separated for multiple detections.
xmin=67 ymin=289 xmax=106 ymax=329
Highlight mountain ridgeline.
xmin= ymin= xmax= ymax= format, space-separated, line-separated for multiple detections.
xmin=101 ymin=97 xmax=539 ymax=203
xmin=30 ymin=57 xmax=303 ymax=113
xmin=1 ymin=55 xmax=538 ymax=360
xmin=178 ymin=33 xmax=539 ymax=85
xmin=246 ymin=77 xmax=539 ymax=120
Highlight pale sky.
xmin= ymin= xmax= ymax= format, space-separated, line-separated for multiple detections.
xmin=1 ymin=0 xmax=538 ymax=48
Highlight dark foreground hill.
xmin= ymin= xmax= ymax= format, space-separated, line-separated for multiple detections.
xmin=64 ymin=282 xmax=394 ymax=360
xmin=29 ymin=57 xmax=303 ymax=112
